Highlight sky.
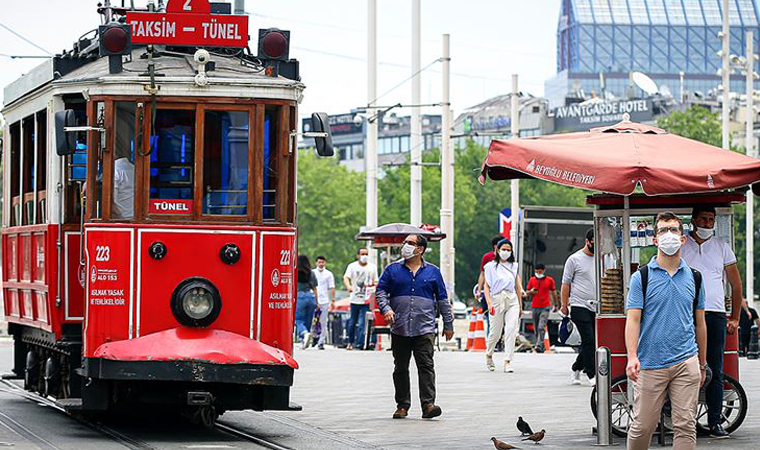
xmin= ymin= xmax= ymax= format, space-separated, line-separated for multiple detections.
xmin=0 ymin=0 xmax=561 ymax=121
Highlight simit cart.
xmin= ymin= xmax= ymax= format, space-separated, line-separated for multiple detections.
xmin=480 ymin=119 xmax=760 ymax=437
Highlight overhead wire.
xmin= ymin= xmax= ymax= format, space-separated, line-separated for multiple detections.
xmin=0 ymin=21 xmax=53 ymax=56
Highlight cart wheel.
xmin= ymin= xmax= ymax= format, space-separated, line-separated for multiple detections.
xmin=695 ymin=374 xmax=747 ymax=435
xmin=590 ymin=375 xmax=634 ymax=438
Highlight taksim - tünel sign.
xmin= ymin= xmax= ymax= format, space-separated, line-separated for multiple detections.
xmin=126 ymin=0 xmax=248 ymax=48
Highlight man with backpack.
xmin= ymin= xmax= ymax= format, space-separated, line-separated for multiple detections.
xmin=625 ymin=211 xmax=707 ymax=450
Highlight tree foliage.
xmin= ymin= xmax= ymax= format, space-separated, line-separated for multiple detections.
xmin=656 ymin=105 xmax=724 ymax=148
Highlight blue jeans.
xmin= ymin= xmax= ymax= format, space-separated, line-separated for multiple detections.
xmin=348 ymin=303 xmax=370 ymax=348
xmin=705 ymin=312 xmax=727 ymax=427
xmin=295 ymin=290 xmax=317 ymax=339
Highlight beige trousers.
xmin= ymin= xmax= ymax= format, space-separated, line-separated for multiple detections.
xmin=485 ymin=290 xmax=520 ymax=360
xmin=627 ymin=355 xmax=701 ymax=450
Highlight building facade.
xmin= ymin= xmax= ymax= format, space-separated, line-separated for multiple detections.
xmin=547 ymin=0 xmax=760 ymax=108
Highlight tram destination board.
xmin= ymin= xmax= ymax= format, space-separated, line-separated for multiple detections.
xmin=126 ymin=0 xmax=248 ymax=48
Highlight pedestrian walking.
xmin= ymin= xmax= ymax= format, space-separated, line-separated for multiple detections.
xmin=560 ymin=228 xmax=597 ymax=386
xmin=739 ymin=302 xmax=760 ymax=356
xmin=476 ymin=235 xmax=505 ymax=335
xmin=681 ymin=205 xmax=743 ymax=438
xmin=483 ymin=238 xmax=524 ymax=373
xmin=343 ymin=247 xmax=379 ymax=350
xmin=625 ymin=211 xmax=707 ymax=450
xmin=526 ymin=262 xmax=559 ymax=353
xmin=376 ymin=234 xmax=454 ymax=419
xmin=295 ymin=255 xmax=319 ymax=349
xmin=313 ymin=255 xmax=336 ymax=350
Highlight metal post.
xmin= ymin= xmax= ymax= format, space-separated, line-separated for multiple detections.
xmin=366 ymin=0 xmax=378 ymax=263
xmin=722 ymin=0 xmax=731 ymax=150
xmin=410 ymin=0 xmax=422 ymax=226
xmin=746 ymin=31 xmax=755 ymax=306
xmin=595 ymin=346 xmax=614 ymax=446
xmin=440 ymin=34 xmax=454 ymax=298
xmin=510 ymin=75 xmax=520 ymax=262
xmin=679 ymin=71 xmax=685 ymax=103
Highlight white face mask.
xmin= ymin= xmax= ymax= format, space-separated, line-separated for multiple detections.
xmin=535 ymin=273 xmax=545 ymax=279
xmin=657 ymin=232 xmax=683 ymax=256
xmin=359 ymin=255 xmax=368 ymax=264
xmin=499 ymin=250 xmax=512 ymax=261
xmin=401 ymin=243 xmax=417 ymax=260
xmin=317 ymin=267 xmax=324 ymax=272
xmin=695 ymin=226 xmax=714 ymax=240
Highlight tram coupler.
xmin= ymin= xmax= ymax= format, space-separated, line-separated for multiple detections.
xmin=187 ymin=391 xmax=214 ymax=406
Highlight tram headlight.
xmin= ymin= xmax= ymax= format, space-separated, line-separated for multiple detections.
xmin=171 ymin=278 xmax=222 ymax=327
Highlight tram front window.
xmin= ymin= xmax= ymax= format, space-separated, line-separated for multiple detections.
xmin=149 ymin=109 xmax=195 ymax=214
xmin=112 ymin=102 xmax=135 ymax=220
xmin=203 ymin=110 xmax=249 ymax=216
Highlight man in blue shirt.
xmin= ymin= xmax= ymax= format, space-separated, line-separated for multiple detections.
xmin=625 ymin=211 xmax=708 ymax=450
xmin=376 ymin=234 xmax=454 ymax=420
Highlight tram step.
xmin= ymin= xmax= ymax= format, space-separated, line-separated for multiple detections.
xmin=0 ymin=372 xmax=22 ymax=380
xmin=287 ymin=402 xmax=303 ymax=411
xmin=56 ymin=398 xmax=83 ymax=410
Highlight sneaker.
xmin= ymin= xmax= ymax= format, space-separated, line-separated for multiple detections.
xmin=301 ymin=332 xmax=311 ymax=350
xmin=392 ymin=408 xmax=408 ymax=419
xmin=571 ymin=370 xmax=582 ymax=385
xmin=588 ymin=376 xmax=596 ymax=387
xmin=421 ymin=404 xmax=442 ymax=419
xmin=709 ymin=424 xmax=730 ymax=439
xmin=503 ymin=361 xmax=514 ymax=373
xmin=318 ymin=344 xmax=325 ymax=350
xmin=486 ymin=356 xmax=495 ymax=372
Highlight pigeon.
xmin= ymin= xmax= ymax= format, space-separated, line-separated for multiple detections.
xmin=491 ymin=437 xmax=520 ymax=449
xmin=516 ymin=416 xmax=533 ymax=436
xmin=522 ymin=429 xmax=545 ymax=444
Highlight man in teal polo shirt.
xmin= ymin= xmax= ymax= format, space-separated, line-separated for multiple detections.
xmin=625 ymin=211 xmax=708 ymax=450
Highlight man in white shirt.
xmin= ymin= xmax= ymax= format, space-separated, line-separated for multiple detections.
xmin=681 ymin=205 xmax=743 ymax=438
xmin=113 ymin=156 xmax=134 ymax=220
xmin=343 ymin=247 xmax=379 ymax=350
xmin=313 ymin=255 xmax=336 ymax=350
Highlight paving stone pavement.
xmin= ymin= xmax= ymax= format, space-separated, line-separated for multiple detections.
xmin=278 ymin=346 xmax=760 ymax=449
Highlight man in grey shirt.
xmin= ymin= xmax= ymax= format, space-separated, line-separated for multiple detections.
xmin=560 ymin=228 xmax=597 ymax=386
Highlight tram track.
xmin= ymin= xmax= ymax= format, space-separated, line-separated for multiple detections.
xmin=0 ymin=379 xmax=295 ymax=450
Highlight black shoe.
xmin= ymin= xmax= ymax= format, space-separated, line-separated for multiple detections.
xmin=318 ymin=344 xmax=325 ymax=350
xmin=709 ymin=424 xmax=730 ymax=439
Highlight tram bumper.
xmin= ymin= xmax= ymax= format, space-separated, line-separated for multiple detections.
xmin=80 ymin=328 xmax=299 ymax=411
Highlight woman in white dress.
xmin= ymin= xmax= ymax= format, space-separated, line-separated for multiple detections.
xmin=483 ymin=238 xmax=524 ymax=372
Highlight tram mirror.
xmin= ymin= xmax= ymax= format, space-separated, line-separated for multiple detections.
xmin=55 ymin=110 xmax=77 ymax=156
xmin=311 ymin=112 xmax=334 ymax=157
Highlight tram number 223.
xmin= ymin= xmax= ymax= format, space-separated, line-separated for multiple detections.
xmin=95 ymin=246 xmax=111 ymax=262
xmin=279 ymin=250 xmax=291 ymax=266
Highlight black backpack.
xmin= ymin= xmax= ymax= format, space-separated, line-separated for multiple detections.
xmin=638 ymin=266 xmax=702 ymax=320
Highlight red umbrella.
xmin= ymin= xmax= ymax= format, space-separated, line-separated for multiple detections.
xmin=480 ymin=120 xmax=760 ymax=195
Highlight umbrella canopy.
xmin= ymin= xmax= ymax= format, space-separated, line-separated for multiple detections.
xmin=480 ymin=120 xmax=760 ymax=196
xmin=355 ymin=223 xmax=446 ymax=244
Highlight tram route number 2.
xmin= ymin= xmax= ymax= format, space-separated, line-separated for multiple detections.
xmin=95 ymin=246 xmax=111 ymax=262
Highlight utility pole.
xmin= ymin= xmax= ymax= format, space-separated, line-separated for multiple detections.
xmin=366 ymin=0 xmax=378 ymax=263
xmin=721 ymin=0 xmax=731 ymax=150
xmin=440 ymin=34 xmax=454 ymax=298
xmin=410 ymin=0 xmax=422 ymax=226
xmin=746 ymin=30 xmax=756 ymax=305
xmin=510 ymin=74 xmax=520 ymax=265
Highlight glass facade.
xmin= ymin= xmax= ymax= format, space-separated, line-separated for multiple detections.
xmin=551 ymin=0 xmax=760 ymax=107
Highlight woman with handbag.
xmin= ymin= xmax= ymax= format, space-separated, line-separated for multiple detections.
xmin=483 ymin=238 xmax=524 ymax=373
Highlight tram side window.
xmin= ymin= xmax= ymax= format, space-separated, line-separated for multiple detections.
xmin=90 ymin=102 xmax=105 ymax=220
xmin=263 ymin=106 xmax=278 ymax=221
xmin=111 ymin=102 xmax=136 ymax=220
xmin=21 ymin=115 xmax=35 ymax=225
xmin=203 ymin=110 xmax=249 ymax=216
xmin=36 ymin=110 xmax=47 ymax=224
xmin=149 ymin=109 xmax=195 ymax=209
xmin=65 ymin=105 xmax=88 ymax=225
xmin=9 ymin=122 xmax=20 ymax=226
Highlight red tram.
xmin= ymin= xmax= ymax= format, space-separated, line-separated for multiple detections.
xmin=1 ymin=0 xmax=332 ymax=425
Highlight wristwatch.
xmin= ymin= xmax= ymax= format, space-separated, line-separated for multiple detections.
xmin=700 ymin=363 xmax=709 ymax=371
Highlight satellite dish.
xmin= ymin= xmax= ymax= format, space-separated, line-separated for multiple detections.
xmin=632 ymin=72 xmax=659 ymax=96
xmin=659 ymin=84 xmax=673 ymax=98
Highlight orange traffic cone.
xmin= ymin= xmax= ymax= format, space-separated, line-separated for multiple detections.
xmin=543 ymin=326 xmax=551 ymax=353
xmin=470 ymin=308 xmax=487 ymax=352
xmin=465 ymin=308 xmax=477 ymax=350
xmin=376 ymin=333 xmax=384 ymax=351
